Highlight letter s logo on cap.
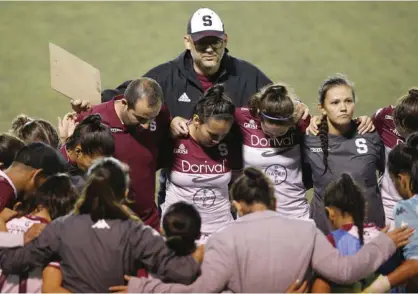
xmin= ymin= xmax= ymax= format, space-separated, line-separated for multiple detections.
xmin=202 ymin=15 xmax=212 ymax=26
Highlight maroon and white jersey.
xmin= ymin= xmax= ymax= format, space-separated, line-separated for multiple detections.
xmin=163 ymin=137 xmax=237 ymax=235
xmin=373 ymin=106 xmax=404 ymax=226
xmin=1 ymin=215 xmax=58 ymax=293
xmin=235 ymin=108 xmax=309 ymax=219
xmin=0 ymin=170 xmax=16 ymax=211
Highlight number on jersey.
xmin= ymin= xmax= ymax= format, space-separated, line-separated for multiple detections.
xmin=218 ymin=143 xmax=228 ymax=156
xmin=355 ymin=138 xmax=368 ymax=154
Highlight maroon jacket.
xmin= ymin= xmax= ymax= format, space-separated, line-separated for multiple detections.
xmin=76 ymin=97 xmax=170 ymax=230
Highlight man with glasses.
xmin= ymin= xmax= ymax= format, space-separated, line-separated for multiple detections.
xmin=102 ymin=8 xmax=277 ymax=215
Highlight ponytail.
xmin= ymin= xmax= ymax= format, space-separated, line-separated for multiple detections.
xmin=324 ymin=173 xmax=365 ymax=245
xmin=66 ymin=114 xmax=114 ymax=156
xmin=11 ymin=114 xmax=33 ymax=133
xmin=162 ymin=201 xmax=201 ymax=256
xmin=165 ymin=235 xmax=197 ymax=256
xmin=249 ymin=83 xmax=295 ymax=125
xmin=319 ymin=115 xmax=330 ymax=175
xmin=394 ymin=88 xmax=418 ymax=134
xmin=192 ymin=84 xmax=235 ymax=123
xmin=230 ymin=167 xmax=275 ymax=209
xmin=11 ymin=115 xmax=60 ymax=149
xmin=73 ymin=157 xmax=136 ymax=222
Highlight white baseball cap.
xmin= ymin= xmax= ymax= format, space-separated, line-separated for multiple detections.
xmin=187 ymin=8 xmax=226 ymax=42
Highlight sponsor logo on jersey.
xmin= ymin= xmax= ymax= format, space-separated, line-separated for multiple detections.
xmin=310 ymin=147 xmax=323 ymax=153
xmin=390 ymin=128 xmax=402 ymax=137
xmin=385 ymin=115 xmax=393 ymax=120
xmin=261 ymin=147 xmax=293 ymax=157
xmin=181 ymin=159 xmax=226 ymax=174
xmin=192 ymin=174 xmax=224 ymax=183
xmin=110 ymin=127 xmax=124 ymax=133
xmin=264 ymin=164 xmax=287 ymax=185
xmin=92 ymin=219 xmax=111 ymax=229
xmin=174 ymin=143 xmax=188 ymax=154
xmin=251 ymin=134 xmax=294 ymax=147
xmin=396 ymin=207 xmax=406 ymax=216
xmin=193 ymin=188 xmax=216 ymax=208
xmin=244 ymin=119 xmax=258 ymax=129
xmin=178 ymin=93 xmax=191 ymax=103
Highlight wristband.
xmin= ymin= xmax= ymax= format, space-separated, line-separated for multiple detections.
xmin=363 ymin=275 xmax=391 ymax=293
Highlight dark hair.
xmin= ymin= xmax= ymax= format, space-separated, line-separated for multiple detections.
xmin=13 ymin=142 xmax=68 ymax=176
xmin=394 ymin=88 xmax=418 ymax=135
xmin=66 ymin=114 xmax=114 ymax=156
xmin=230 ymin=167 xmax=275 ymax=208
xmin=124 ymin=77 xmax=163 ymax=109
xmin=388 ymin=133 xmax=418 ymax=195
xmin=324 ymin=173 xmax=365 ymax=245
xmin=163 ymin=202 xmax=201 ymax=256
xmin=0 ymin=134 xmax=25 ymax=169
xmin=249 ymin=83 xmax=295 ymax=126
xmin=20 ymin=174 xmax=79 ymax=220
xmin=318 ymin=74 xmax=356 ymax=175
xmin=11 ymin=115 xmax=60 ymax=149
xmin=73 ymin=157 xmax=136 ymax=222
xmin=193 ymin=84 xmax=235 ymax=124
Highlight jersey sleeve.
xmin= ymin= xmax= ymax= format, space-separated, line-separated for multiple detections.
xmin=372 ymin=107 xmax=389 ymax=136
xmin=0 ymin=181 xmax=15 ymax=211
xmin=394 ymin=201 xmax=418 ymax=260
xmin=0 ymin=232 xmax=23 ymax=247
xmin=296 ymin=115 xmax=311 ymax=134
xmin=326 ymin=233 xmax=336 ymax=248
xmin=0 ymin=219 xmax=61 ymax=274
xmin=75 ymin=108 xmax=95 ymax=123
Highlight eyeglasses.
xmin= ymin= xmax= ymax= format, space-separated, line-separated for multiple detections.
xmin=194 ymin=39 xmax=224 ymax=52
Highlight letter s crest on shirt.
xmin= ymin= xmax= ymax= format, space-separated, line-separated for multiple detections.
xmin=218 ymin=143 xmax=228 ymax=156
xmin=150 ymin=120 xmax=157 ymax=132
xmin=355 ymin=138 xmax=368 ymax=154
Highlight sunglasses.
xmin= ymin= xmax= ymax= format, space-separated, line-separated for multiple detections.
xmin=193 ymin=39 xmax=224 ymax=52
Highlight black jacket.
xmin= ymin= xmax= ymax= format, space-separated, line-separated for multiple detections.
xmin=102 ymin=50 xmax=272 ymax=118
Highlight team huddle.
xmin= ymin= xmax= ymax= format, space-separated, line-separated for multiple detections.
xmin=0 ymin=6 xmax=418 ymax=294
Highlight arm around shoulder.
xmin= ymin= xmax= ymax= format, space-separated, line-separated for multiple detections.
xmin=128 ymin=229 xmax=233 ymax=293
xmin=311 ymin=227 xmax=396 ymax=285
xmin=129 ymin=222 xmax=200 ymax=285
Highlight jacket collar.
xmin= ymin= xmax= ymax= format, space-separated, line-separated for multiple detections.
xmin=173 ymin=49 xmax=235 ymax=89
xmin=237 ymin=210 xmax=279 ymax=223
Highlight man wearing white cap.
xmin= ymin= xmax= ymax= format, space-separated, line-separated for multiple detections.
xmin=101 ymin=8 xmax=311 ymax=215
xmin=101 ymin=8 xmax=275 ymax=213
xmin=103 ymin=8 xmax=273 ymax=121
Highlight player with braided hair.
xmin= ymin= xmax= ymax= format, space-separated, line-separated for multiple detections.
xmin=304 ymin=74 xmax=385 ymax=234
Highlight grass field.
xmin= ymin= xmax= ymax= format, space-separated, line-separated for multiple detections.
xmin=1 ymin=1 xmax=418 ymax=133
xmin=1 ymin=1 xmax=418 ymax=198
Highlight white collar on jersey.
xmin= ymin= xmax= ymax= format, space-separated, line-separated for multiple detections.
xmin=0 ymin=169 xmax=17 ymax=198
